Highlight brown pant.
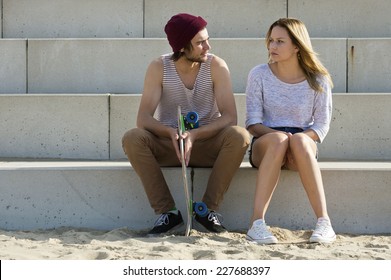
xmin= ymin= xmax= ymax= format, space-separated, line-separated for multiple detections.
xmin=122 ymin=126 xmax=250 ymax=214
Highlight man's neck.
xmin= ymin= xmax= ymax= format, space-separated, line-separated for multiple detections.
xmin=175 ymin=57 xmax=200 ymax=74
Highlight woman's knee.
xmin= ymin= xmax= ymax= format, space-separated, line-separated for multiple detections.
xmin=289 ymin=133 xmax=316 ymax=155
xmin=265 ymin=132 xmax=290 ymax=148
xmin=254 ymin=133 xmax=290 ymax=156
xmin=251 ymin=133 xmax=289 ymax=167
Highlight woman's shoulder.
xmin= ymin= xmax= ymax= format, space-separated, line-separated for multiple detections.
xmin=250 ymin=63 xmax=269 ymax=71
xmin=316 ymin=74 xmax=333 ymax=93
xmin=248 ymin=63 xmax=270 ymax=79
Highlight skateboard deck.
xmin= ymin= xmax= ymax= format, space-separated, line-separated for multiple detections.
xmin=177 ymin=106 xmax=208 ymax=236
xmin=178 ymin=106 xmax=192 ymax=236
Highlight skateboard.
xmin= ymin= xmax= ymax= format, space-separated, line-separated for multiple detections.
xmin=177 ymin=106 xmax=207 ymax=236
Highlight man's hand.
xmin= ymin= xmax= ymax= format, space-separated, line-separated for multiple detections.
xmin=169 ymin=127 xmax=181 ymax=163
xmin=183 ymin=131 xmax=195 ymax=166
xmin=177 ymin=130 xmax=195 ymax=166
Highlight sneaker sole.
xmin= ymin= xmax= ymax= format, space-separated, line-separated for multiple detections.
xmin=146 ymin=221 xmax=184 ymax=237
xmin=194 ymin=219 xmax=227 ymax=233
xmin=309 ymin=235 xmax=336 ymax=243
xmin=246 ymin=234 xmax=278 ymax=244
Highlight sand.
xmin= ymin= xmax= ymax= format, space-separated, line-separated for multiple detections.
xmin=1 ymin=226 xmax=390 ymax=260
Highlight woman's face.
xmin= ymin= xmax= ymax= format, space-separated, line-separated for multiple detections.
xmin=267 ymin=26 xmax=299 ymax=63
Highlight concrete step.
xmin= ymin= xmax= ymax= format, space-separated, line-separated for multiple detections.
xmin=112 ymin=93 xmax=391 ymax=161
xmin=1 ymin=93 xmax=390 ymax=161
xmin=1 ymin=160 xmax=390 ymax=234
xmin=2 ymin=0 xmax=390 ymax=39
xmin=2 ymin=38 xmax=391 ymax=93
xmin=0 ymin=94 xmax=110 ymax=159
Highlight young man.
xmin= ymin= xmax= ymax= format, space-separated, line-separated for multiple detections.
xmin=122 ymin=13 xmax=249 ymax=235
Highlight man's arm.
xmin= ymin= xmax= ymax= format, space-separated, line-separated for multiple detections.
xmin=187 ymin=55 xmax=237 ymax=141
xmin=137 ymin=58 xmax=181 ymax=159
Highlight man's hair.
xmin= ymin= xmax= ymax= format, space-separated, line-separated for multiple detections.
xmin=170 ymin=41 xmax=193 ymax=61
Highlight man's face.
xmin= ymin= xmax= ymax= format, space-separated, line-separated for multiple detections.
xmin=183 ymin=28 xmax=211 ymax=63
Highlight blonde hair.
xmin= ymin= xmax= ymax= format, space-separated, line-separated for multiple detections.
xmin=266 ymin=18 xmax=333 ymax=92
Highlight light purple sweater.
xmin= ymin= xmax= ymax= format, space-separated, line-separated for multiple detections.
xmin=245 ymin=64 xmax=332 ymax=143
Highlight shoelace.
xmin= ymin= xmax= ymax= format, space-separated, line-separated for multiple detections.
xmin=313 ymin=220 xmax=331 ymax=235
xmin=253 ymin=222 xmax=271 ymax=237
xmin=208 ymin=211 xmax=224 ymax=225
xmin=154 ymin=213 xmax=170 ymax=226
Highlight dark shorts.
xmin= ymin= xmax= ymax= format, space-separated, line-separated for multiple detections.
xmin=248 ymin=127 xmax=317 ymax=168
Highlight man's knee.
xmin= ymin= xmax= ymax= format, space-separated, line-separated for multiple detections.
xmin=122 ymin=128 xmax=146 ymax=154
xmin=225 ymin=126 xmax=251 ymax=148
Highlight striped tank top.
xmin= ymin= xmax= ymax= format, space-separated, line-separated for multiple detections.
xmin=155 ymin=53 xmax=220 ymax=128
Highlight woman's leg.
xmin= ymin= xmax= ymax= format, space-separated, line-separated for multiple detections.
xmin=250 ymin=132 xmax=290 ymax=223
xmin=286 ymin=133 xmax=329 ymax=219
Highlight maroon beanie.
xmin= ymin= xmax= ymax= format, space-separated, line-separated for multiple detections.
xmin=164 ymin=13 xmax=207 ymax=52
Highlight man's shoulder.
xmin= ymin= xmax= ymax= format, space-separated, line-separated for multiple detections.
xmin=209 ymin=53 xmax=229 ymax=70
xmin=144 ymin=56 xmax=166 ymax=81
xmin=148 ymin=56 xmax=165 ymax=69
xmin=209 ymin=53 xmax=222 ymax=62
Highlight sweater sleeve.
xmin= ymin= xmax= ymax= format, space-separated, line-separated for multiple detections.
xmin=310 ymin=79 xmax=333 ymax=143
xmin=245 ymin=66 xmax=263 ymax=128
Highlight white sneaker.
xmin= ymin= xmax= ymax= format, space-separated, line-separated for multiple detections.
xmin=310 ymin=218 xmax=336 ymax=243
xmin=246 ymin=219 xmax=278 ymax=244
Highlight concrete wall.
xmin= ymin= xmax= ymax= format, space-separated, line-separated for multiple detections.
xmin=110 ymin=93 xmax=391 ymax=161
xmin=348 ymin=39 xmax=391 ymax=92
xmin=0 ymin=3 xmax=2 ymax=37
xmin=2 ymin=0 xmax=391 ymax=38
xmin=195 ymin=162 xmax=391 ymax=234
xmin=320 ymin=93 xmax=391 ymax=160
xmin=2 ymin=0 xmax=144 ymax=38
xmin=0 ymin=163 xmax=188 ymax=231
xmin=0 ymin=40 xmax=26 ymax=93
xmin=1 ymin=161 xmax=390 ymax=234
xmin=2 ymin=91 xmax=391 ymax=160
xmin=0 ymin=0 xmax=390 ymax=235
xmin=3 ymin=38 xmax=391 ymax=94
xmin=110 ymin=94 xmax=142 ymax=159
xmin=1 ymin=0 xmax=391 ymax=93
xmin=0 ymin=38 xmax=354 ymax=94
xmin=144 ymin=0 xmax=286 ymax=38
xmin=27 ymin=39 xmax=171 ymax=94
xmin=289 ymin=0 xmax=391 ymax=38
xmin=2 ymin=93 xmax=390 ymax=160
xmin=0 ymin=94 xmax=109 ymax=159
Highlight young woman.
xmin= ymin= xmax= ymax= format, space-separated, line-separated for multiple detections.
xmin=245 ymin=18 xmax=335 ymax=244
